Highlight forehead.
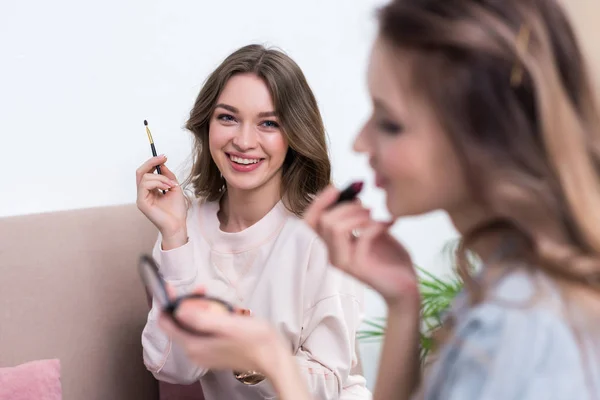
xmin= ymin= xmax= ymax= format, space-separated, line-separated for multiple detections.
xmin=217 ymin=73 xmax=274 ymax=108
xmin=367 ymin=39 xmax=413 ymax=112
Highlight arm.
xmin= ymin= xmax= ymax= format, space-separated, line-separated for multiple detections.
xmin=372 ymin=297 xmax=421 ymax=400
xmin=262 ymin=344 xmax=314 ymax=400
xmin=303 ymin=185 xmax=422 ymax=399
xmin=141 ymin=235 xmax=208 ymax=384
xmin=158 ymin=303 xmax=316 ymax=400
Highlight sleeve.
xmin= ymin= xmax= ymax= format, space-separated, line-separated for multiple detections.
xmin=292 ymin=237 xmax=372 ymax=400
xmin=141 ymin=234 xmax=208 ymax=384
xmin=425 ymin=303 xmax=591 ymax=400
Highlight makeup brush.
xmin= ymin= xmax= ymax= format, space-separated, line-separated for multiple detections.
xmin=144 ymin=120 xmax=165 ymax=194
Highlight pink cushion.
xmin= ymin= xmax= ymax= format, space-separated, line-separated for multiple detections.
xmin=0 ymin=359 xmax=62 ymax=400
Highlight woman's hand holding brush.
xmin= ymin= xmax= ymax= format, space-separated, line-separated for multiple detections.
xmin=136 ymin=155 xmax=188 ymax=250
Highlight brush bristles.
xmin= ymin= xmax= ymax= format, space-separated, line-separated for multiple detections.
xmin=144 ymin=121 xmax=154 ymax=144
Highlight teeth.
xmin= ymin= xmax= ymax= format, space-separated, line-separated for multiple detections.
xmin=230 ymin=155 xmax=260 ymax=165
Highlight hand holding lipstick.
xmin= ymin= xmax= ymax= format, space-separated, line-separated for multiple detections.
xmin=304 ymin=183 xmax=418 ymax=308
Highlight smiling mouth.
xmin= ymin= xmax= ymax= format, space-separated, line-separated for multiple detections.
xmin=226 ymin=153 xmax=265 ymax=165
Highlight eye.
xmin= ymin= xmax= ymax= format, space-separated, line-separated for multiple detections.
xmin=217 ymin=114 xmax=236 ymax=123
xmin=377 ymin=119 xmax=403 ymax=135
xmin=261 ymin=120 xmax=280 ymax=129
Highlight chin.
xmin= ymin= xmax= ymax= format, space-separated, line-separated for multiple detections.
xmin=223 ymin=176 xmax=264 ymax=192
xmin=386 ymin=200 xmax=406 ymax=219
xmin=386 ymin=194 xmax=429 ymax=218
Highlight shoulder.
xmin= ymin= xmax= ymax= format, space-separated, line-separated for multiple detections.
xmin=279 ymin=214 xmax=332 ymax=271
xmin=427 ymin=270 xmax=592 ymax=399
xmin=287 ymin=217 xmax=363 ymax=304
xmin=184 ymin=197 xmax=216 ymax=226
xmin=279 ymin=210 xmax=322 ymax=249
xmin=189 ymin=197 xmax=214 ymax=213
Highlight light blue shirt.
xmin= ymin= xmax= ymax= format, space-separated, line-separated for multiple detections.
xmin=424 ymin=269 xmax=600 ymax=400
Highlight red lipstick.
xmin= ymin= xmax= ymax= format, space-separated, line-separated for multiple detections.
xmin=330 ymin=181 xmax=364 ymax=208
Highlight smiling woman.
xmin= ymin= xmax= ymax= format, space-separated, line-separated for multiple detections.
xmin=185 ymin=44 xmax=332 ymax=216
xmin=135 ymin=44 xmax=370 ymax=400
xmin=207 ymin=74 xmax=289 ymax=191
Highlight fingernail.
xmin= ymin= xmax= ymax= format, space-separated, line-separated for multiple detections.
xmin=159 ymin=154 xmax=166 ymax=159
xmin=170 ymin=180 xmax=179 ymax=187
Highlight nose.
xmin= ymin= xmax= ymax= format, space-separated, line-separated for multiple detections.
xmin=353 ymin=121 xmax=370 ymax=154
xmin=232 ymin=123 xmax=258 ymax=151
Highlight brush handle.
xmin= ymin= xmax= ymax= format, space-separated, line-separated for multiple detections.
xmin=150 ymin=143 xmax=165 ymax=194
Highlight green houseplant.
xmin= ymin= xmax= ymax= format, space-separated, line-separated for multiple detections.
xmin=357 ymin=239 xmax=472 ymax=363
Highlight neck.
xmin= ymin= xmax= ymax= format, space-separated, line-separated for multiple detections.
xmin=219 ymin=176 xmax=282 ymax=233
xmin=448 ymin=203 xmax=500 ymax=262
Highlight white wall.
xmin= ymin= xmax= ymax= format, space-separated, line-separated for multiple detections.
xmin=0 ymin=0 xmax=460 ymax=390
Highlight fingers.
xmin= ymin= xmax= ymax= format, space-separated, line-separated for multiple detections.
xmin=304 ymin=185 xmax=339 ymax=230
xmin=160 ymin=164 xmax=179 ymax=182
xmin=136 ymin=155 xmax=168 ymax=184
xmin=319 ymin=204 xmax=371 ymax=267
xmin=319 ymin=203 xmax=370 ymax=234
xmin=175 ymin=302 xmax=239 ymax=335
xmin=164 ymin=283 xmax=206 ymax=303
xmin=235 ymin=307 xmax=252 ymax=316
xmin=158 ymin=312 xmax=260 ymax=372
xmin=353 ymin=220 xmax=394 ymax=276
xmin=138 ymin=173 xmax=178 ymax=193
xmin=158 ymin=312 xmax=196 ymax=343
xmin=190 ymin=286 xmax=206 ymax=296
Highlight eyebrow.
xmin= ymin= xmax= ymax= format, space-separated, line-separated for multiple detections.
xmin=215 ymin=103 xmax=238 ymax=113
xmin=373 ymin=98 xmax=394 ymax=115
xmin=258 ymin=111 xmax=277 ymax=118
xmin=215 ymin=103 xmax=277 ymax=118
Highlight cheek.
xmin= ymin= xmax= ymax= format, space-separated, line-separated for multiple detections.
xmin=261 ymin=132 xmax=288 ymax=161
xmin=377 ymin=136 xmax=458 ymax=216
xmin=384 ymin=136 xmax=468 ymax=216
xmin=208 ymin=124 xmax=230 ymax=150
xmin=377 ymin=138 xmax=423 ymax=181
xmin=208 ymin=124 xmax=235 ymax=164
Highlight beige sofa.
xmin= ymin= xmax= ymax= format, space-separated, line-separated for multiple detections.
xmin=0 ymin=204 xmax=363 ymax=400
xmin=0 ymin=204 xmax=159 ymax=400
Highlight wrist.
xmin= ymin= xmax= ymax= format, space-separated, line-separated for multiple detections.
xmin=161 ymin=225 xmax=188 ymax=250
xmin=261 ymin=342 xmax=310 ymax=400
xmin=385 ymin=280 xmax=421 ymax=312
xmin=258 ymin=335 xmax=290 ymax=380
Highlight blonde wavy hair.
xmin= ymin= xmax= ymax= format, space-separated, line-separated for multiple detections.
xmin=379 ymin=0 xmax=600 ymax=301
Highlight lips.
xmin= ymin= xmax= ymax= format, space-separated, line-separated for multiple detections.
xmin=226 ymin=153 xmax=265 ymax=173
xmin=229 ymin=154 xmax=261 ymax=165
xmin=374 ymin=173 xmax=388 ymax=188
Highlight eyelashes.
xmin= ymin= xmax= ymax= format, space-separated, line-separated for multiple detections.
xmin=260 ymin=120 xmax=279 ymax=129
xmin=216 ymin=114 xmax=280 ymax=129
xmin=217 ymin=114 xmax=236 ymax=123
xmin=377 ymin=119 xmax=403 ymax=135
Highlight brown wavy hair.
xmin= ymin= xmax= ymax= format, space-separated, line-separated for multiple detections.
xmin=184 ymin=44 xmax=331 ymax=216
